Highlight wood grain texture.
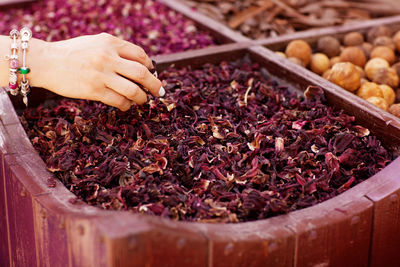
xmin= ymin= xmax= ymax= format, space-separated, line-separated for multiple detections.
xmin=0 ymin=0 xmax=35 ymax=7
xmin=157 ymin=0 xmax=249 ymax=43
xmin=1 ymin=12 xmax=400 ymax=265
xmin=0 ymin=154 xmax=11 ymax=267
xmin=364 ymin=158 xmax=400 ymax=267
xmin=4 ymin=158 xmax=38 ymax=266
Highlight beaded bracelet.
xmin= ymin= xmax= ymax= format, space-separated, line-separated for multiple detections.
xmin=8 ymin=29 xmax=19 ymax=96
xmin=19 ymin=27 xmax=32 ymax=106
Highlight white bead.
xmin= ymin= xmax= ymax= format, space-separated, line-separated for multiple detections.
xmin=10 ymin=55 xmax=18 ymax=59
xmin=10 ymin=43 xmax=18 ymax=49
xmin=20 ymin=27 xmax=32 ymax=42
xmin=21 ymin=42 xmax=28 ymax=49
xmin=9 ymin=29 xmax=19 ymax=38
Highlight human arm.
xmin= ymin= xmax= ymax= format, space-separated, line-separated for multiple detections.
xmin=0 ymin=32 xmax=164 ymax=111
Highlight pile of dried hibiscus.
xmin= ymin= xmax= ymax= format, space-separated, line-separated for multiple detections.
xmin=21 ymin=60 xmax=393 ymax=223
xmin=0 ymin=0 xmax=215 ymax=56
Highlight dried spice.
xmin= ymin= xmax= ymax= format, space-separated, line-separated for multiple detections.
xmin=179 ymin=0 xmax=400 ymax=39
xmin=279 ymin=26 xmax=400 ymax=115
xmin=0 ymin=0 xmax=215 ymax=55
xmin=21 ymin=60 xmax=392 ymax=223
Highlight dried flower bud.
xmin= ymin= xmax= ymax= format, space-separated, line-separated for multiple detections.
xmin=327 ymin=62 xmax=361 ymax=91
xmin=287 ymin=57 xmax=305 ymax=67
xmin=370 ymin=46 xmax=396 ymax=65
xmin=357 ymin=82 xmax=383 ymax=100
xmin=367 ymin=26 xmax=392 ymax=43
xmin=285 ymin=40 xmax=312 ymax=66
xmin=392 ymin=30 xmax=400 ymax=53
xmin=275 ymin=51 xmax=286 ymax=58
xmin=360 ymin=42 xmax=373 ymax=58
xmin=310 ymin=53 xmax=330 ymax=75
xmin=317 ymin=36 xmax=341 ymax=58
xmin=339 ymin=46 xmax=366 ymax=67
xmin=343 ymin=32 xmax=364 ymax=46
xmin=365 ymin=58 xmax=390 ymax=80
xmin=366 ymin=96 xmax=388 ymax=111
xmin=379 ymin=84 xmax=396 ymax=106
xmin=372 ymin=67 xmax=399 ymax=88
xmin=329 ymin=56 xmax=341 ymax=68
xmin=389 ymin=103 xmax=400 ymax=117
xmin=373 ymin=36 xmax=395 ymax=51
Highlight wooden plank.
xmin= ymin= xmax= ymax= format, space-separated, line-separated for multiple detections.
xmin=0 ymin=0 xmax=35 ymax=7
xmin=288 ymin=197 xmax=373 ymax=266
xmin=157 ymin=0 xmax=250 ymax=43
xmin=364 ymin=158 xmax=400 ymax=267
xmin=4 ymin=157 xmax=38 ymax=266
xmin=32 ymin=196 xmax=70 ymax=267
xmin=197 ymin=216 xmax=295 ymax=267
xmin=97 ymin=213 xmax=209 ymax=267
xmin=66 ymin=217 xmax=108 ymax=267
xmin=0 ymin=154 xmax=11 ymax=267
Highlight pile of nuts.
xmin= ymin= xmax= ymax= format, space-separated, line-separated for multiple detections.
xmin=279 ymin=25 xmax=400 ymax=117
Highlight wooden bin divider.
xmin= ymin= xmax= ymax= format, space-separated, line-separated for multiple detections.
xmin=3 ymin=11 xmax=400 ymax=266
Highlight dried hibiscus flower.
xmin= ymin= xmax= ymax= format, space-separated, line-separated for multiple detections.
xmin=21 ymin=60 xmax=393 ymax=223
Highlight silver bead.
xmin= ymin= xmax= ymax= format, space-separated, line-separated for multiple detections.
xmin=23 ymin=95 xmax=28 ymax=106
xmin=21 ymin=42 xmax=28 ymax=49
xmin=9 ymin=29 xmax=19 ymax=38
xmin=21 ymin=80 xmax=29 ymax=90
xmin=9 ymin=72 xmax=17 ymax=84
xmin=20 ymin=27 xmax=32 ymax=42
xmin=10 ymin=88 xmax=18 ymax=96
xmin=10 ymin=54 xmax=18 ymax=59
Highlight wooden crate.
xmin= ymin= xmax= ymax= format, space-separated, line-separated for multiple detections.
xmin=2 ymin=2 xmax=400 ymax=267
xmin=1 ymin=41 xmax=400 ymax=266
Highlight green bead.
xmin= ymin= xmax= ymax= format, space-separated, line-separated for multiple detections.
xmin=18 ymin=67 xmax=30 ymax=74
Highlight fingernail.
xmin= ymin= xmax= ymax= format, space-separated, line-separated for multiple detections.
xmin=159 ymin=86 xmax=165 ymax=97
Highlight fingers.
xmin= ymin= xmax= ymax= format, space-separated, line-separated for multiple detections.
xmin=96 ymin=87 xmax=133 ymax=111
xmin=116 ymin=39 xmax=153 ymax=70
xmin=114 ymin=58 xmax=164 ymax=97
xmin=104 ymin=74 xmax=148 ymax=105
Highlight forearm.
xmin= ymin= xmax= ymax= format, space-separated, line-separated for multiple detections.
xmin=0 ymin=35 xmax=49 ymax=88
xmin=0 ymin=32 xmax=163 ymax=111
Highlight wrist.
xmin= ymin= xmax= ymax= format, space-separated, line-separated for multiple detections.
xmin=25 ymin=38 xmax=51 ymax=88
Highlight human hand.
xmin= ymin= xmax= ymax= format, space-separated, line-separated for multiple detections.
xmin=28 ymin=33 xmax=164 ymax=111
